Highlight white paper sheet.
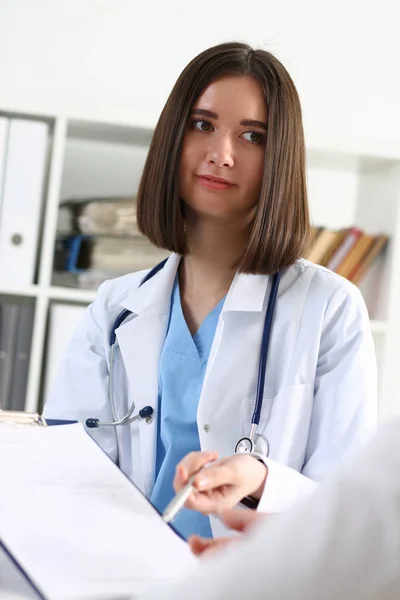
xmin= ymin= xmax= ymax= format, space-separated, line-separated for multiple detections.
xmin=0 ymin=423 xmax=197 ymax=599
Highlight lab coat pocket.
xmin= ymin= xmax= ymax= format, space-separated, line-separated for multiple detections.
xmin=243 ymin=383 xmax=313 ymax=466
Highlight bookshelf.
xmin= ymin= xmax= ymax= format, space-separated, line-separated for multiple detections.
xmin=0 ymin=108 xmax=399 ymax=423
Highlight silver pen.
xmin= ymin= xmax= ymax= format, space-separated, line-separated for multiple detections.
xmin=162 ymin=463 xmax=212 ymax=524
xmin=162 ymin=475 xmax=197 ymax=523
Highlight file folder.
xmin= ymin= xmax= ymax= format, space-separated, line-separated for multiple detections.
xmin=0 ymin=411 xmax=196 ymax=600
xmin=0 ymin=119 xmax=49 ymax=287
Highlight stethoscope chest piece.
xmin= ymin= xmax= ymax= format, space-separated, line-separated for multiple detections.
xmin=235 ymin=434 xmax=269 ymax=457
xmin=235 ymin=437 xmax=253 ymax=453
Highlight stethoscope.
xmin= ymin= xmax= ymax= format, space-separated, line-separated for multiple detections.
xmin=86 ymin=259 xmax=280 ymax=458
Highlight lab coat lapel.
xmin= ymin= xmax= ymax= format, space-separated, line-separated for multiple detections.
xmin=197 ymin=274 xmax=291 ymax=456
xmin=197 ymin=272 xmax=269 ymax=452
xmin=202 ymin=266 xmax=302 ymax=398
xmin=115 ymin=254 xmax=180 ymax=496
xmin=197 ymin=269 xmax=300 ymax=458
xmin=203 ymin=271 xmax=269 ymax=383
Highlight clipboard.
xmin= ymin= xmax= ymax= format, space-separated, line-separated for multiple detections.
xmin=0 ymin=540 xmax=43 ymax=600
xmin=0 ymin=410 xmax=47 ymax=427
xmin=0 ymin=410 xmax=196 ymax=600
xmin=0 ymin=410 xmax=76 ymax=599
xmin=0 ymin=410 xmax=75 ymax=428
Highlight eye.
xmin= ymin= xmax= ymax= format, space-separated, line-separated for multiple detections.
xmin=192 ymin=119 xmax=214 ymax=132
xmin=241 ymin=131 xmax=266 ymax=144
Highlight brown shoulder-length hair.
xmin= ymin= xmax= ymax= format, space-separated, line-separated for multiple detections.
xmin=136 ymin=41 xmax=311 ymax=274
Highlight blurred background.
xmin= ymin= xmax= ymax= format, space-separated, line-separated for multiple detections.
xmin=0 ymin=0 xmax=399 ymax=422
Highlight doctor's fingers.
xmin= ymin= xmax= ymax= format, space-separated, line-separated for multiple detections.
xmin=184 ymin=485 xmax=242 ymax=514
xmin=191 ymin=456 xmax=258 ymax=493
xmin=173 ymin=451 xmax=219 ymax=491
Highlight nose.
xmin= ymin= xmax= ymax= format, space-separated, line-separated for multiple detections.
xmin=206 ymin=134 xmax=234 ymax=168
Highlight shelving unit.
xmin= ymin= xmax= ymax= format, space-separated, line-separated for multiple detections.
xmin=0 ymin=108 xmax=399 ymax=422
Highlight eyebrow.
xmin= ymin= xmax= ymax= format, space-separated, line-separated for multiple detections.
xmin=191 ymin=108 xmax=268 ymax=131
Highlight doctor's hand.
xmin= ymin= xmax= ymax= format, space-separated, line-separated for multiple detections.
xmin=189 ymin=508 xmax=264 ymax=556
xmin=173 ymin=451 xmax=267 ymax=515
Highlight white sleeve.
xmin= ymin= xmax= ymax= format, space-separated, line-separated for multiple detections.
xmin=140 ymin=417 xmax=400 ymax=600
xmin=250 ymin=454 xmax=318 ymax=512
xmin=256 ymin=283 xmax=377 ymax=513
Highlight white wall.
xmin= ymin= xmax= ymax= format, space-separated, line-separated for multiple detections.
xmin=0 ymin=0 xmax=399 ymax=154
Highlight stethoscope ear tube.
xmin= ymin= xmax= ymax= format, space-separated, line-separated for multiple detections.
xmin=85 ymin=406 xmax=154 ymax=429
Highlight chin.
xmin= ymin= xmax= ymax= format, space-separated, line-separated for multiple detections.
xmin=196 ymin=210 xmax=250 ymax=227
xmin=186 ymin=199 xmax=253 ymax=224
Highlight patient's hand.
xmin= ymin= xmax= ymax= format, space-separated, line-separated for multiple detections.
xmin=188 ymin=509 xmax=264 ymax=556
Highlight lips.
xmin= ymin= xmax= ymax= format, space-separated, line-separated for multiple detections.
xmin=196 ymin=174 xmax=234 ymax=191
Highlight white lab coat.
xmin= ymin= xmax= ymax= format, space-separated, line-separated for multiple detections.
xmin=44 ymin=253 xmax=377 ymax=537
xmin=141 ymin=415 xmax=400 ymax=600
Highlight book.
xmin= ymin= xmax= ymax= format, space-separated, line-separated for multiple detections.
xmin=349 ymin=234 xmax=389 ymax=284
xmin=305 ymin=225 xmax=387 ymax=284
xmin=310 ymin=226 xmax=323 ymax=245
xmin=306 ymin=228 xmax=346 ymax=266
xmin=9 ymin=303 xmax=35 ymax=411
xmin=326 ymin=227 xmax=363 ymax=272
xmin=335 ymin=234 xmax=375 ymax=279
xmin=0 ymin=303 xmax=19 ymax=411
xmin=88 ymin=236 xmax=169 ymax=271
xmin=0 ymin=302 xmax=35 ymax=411
xmin=60 ymin=196 xmax=138 ymax=236
xmin=76 ymin=197 xmax=138 ymax=236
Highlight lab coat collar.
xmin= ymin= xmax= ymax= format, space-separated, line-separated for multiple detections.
xmin=222 ymin=265 xmax=298 ymax=313
xmin=223 ymin=272 xmax=269 ymax=313
xmin=119 ymin=253 xmax=181 ymax=315
xmin=118 ymin=252 xmax=292 ymax=316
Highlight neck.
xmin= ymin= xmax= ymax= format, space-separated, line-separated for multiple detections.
xmin=180 ymin=213 xmax=249 ymax=299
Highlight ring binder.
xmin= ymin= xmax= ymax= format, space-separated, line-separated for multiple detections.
xmin=0 ymin=410 xmax=47 ymax=426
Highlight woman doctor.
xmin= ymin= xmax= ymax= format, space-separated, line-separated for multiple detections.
xmin=44 ymin=41 xmax=377 ymax=541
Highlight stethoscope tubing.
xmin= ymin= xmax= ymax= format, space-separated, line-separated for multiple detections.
xmin=87 ymin=262 xmax=280 ymax=455
xmin=253 ymin=271 xmax=281 ymax=427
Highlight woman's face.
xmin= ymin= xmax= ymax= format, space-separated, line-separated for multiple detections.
xmin=179 ymin=75 xmax=267 ymax=224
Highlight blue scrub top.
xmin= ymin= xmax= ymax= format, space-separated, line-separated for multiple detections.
xmin=150 ymin=276 xmax=225 ymax=540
